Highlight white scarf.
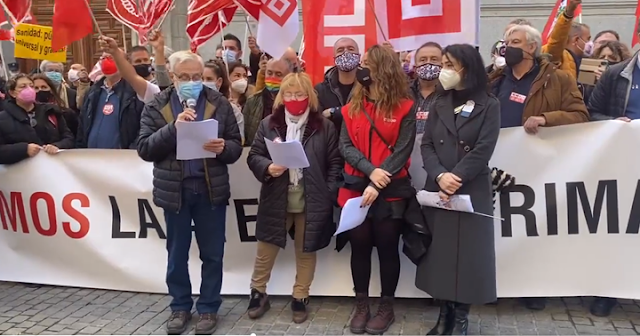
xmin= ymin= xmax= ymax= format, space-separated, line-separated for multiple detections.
xmin=285 ymin=108 xmax=309 ymax=186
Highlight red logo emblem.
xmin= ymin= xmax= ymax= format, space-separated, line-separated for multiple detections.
xmin=103 ymin=103 xmax=114 ymax=115
xmin=262 ymin=0 xmax=297 ymax=26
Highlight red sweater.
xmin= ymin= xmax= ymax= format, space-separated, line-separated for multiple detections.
xmin=338 ymin=98 xmax=414 ymax=206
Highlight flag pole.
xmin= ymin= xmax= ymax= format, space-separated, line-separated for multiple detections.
xmin=0 ymin=41 xmax=10 ymax=80
xmin=365 ymin=0 xmax=387 ymax=42
xmin=0 ymin=0 xmax=18 ymax=26
xmin=82 ymin=0 xmax=104 ymax=36
xmin=121 ymin=25 xmax=128 ymax=51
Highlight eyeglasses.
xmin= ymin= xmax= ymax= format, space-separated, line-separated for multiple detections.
xmin=283 ymin=92 xmax=308 ymax=100
xmin=174 ymin=73 xmax=203 ymax=81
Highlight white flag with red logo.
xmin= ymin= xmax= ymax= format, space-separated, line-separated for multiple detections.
xmin=236 ymin=0 xmax=299 ymax=58
xmin=186 ymin=0 xmax=237 ymax=52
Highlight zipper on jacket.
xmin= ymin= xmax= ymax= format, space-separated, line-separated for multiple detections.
xmin=177 ymin=162 xmax=183 ymax=213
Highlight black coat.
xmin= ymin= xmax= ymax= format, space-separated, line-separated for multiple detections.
xmin=0 ymin=101 xmax=74 ymax=164
xmin=247 ymin=106 xmax=342 ymax=252
xmin=416 ymin=88 xmax=500 ymax=304
xmin=76 ymin=78 xmax=144 ymax=149
xmin=137 ymin=86 xmax=243 ymax=212
xmin=315 ymin=66 xmax=351 ymax=132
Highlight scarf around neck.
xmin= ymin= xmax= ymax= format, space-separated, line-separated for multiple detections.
xmin=285 ymin=108 xmax=309 ymax=186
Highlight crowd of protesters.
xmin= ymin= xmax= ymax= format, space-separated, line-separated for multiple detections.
xmin=0 ymin=0 xmax=637 ymax=334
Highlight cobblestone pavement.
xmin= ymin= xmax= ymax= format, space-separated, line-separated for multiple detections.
xmin=1 ymin=282 xmax=640 ymax=335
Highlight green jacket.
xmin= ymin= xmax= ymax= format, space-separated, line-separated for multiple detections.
xmin=242 ymin=89 xmax=270 ymax=146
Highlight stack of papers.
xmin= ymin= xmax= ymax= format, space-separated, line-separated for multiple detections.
xmin=264 ymin=138 xmax=310 ymax=169
xmin=176 ymin=119 xmax=219 ymax=160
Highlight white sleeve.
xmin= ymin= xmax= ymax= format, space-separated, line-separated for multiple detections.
xmin=138 ymin=82 xmax=161 ymax=103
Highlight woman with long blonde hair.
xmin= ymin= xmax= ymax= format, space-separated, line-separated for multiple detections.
xmin=246 ymin=72 xmax=342 ymax=324
xmin=339 ymin=44 xmax=416 ymax=334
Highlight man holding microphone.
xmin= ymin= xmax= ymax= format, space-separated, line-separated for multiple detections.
xmin=136 ymin=49 xmax=242 ymax=335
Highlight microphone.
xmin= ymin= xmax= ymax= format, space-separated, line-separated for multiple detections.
xmin=186 ymin=98 xmax=197 ymax=110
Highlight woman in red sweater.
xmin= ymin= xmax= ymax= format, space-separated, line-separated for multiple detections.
xmin=338 ymin=45 xmax=416 ymax=334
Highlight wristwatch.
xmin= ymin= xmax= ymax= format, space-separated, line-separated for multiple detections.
xmin=436 ymin=172 xmax=445 ymax=183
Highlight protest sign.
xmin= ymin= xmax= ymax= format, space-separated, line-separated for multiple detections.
xmin=14 ymin=23 xmax=67 ymax=62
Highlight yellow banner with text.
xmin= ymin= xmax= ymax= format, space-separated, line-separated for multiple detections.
xmin=14 ymin=23 xmax=67 ymax=63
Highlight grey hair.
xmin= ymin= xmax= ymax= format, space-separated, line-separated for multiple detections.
xmin=504 ymin=24 xmax=542 ymax=57
xmin=167 ymin=50 xmax=204 ymax=72
xmin=40 ymin=61 xmax=64 ymax=72
xmin=268 ymin=57 xmax=295 ymax=73
xmin=569 ymin=22 xmax=589 ymax=38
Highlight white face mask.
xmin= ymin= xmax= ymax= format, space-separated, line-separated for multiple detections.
xmin=494 ymin=56 xmax=506 ymax=69
xmin=68 ymin=69 xmax=79 ymax=82
xmin=231 ymin=78 xmax=248 ymax=93
xmin=438 ymin=68 xmax=461 ymax=91
xmin=203 ymin=81 xmax=219 ymax=91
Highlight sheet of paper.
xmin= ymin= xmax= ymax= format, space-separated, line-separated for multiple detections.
xmin=264 ymin=138 xmax=310 ymax=169
xmin=176 ymin=119 xmax=219 ymax=160
xmin=335 ymin=196 xmax=371 ymax=236
xmin=416 ymin=190 xmax=504 ymax=220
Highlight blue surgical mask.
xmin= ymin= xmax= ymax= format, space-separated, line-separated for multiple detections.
xmin=222 ymin=49 xmax=237 ymax=63
xmin=203 ymin=82 xmax=219 ymax=91
xmin=45 ymin=71 xmax=63 ymax=84
xmin=177 ymin=81 xmax=203 ymax=100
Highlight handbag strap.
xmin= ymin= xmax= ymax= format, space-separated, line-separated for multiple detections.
xmin=362 ymin=109 xmax=395 ymax=153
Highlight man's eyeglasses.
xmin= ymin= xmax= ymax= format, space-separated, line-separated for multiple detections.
xmin=174 ymin=73 xmax=203 ymax=81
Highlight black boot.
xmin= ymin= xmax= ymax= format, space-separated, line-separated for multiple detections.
xmin=451 ymin=303 xmax=470 ymax=335
xmin=427 ymin=301 xmax=455 ymax=335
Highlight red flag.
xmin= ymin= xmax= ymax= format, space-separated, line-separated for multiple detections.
xmin=541 ymin=0 xmax=582 ymax=45
xmin=633 ymin=0 xmax=640 ymax=47
xmin=233 ymin=0 xmax=260 ymax=20
xmin=51 ymin=0 xmax=94 ymax=50
xmin=0 ymin=0 xmax=31 ymax=24
xmin=107 ymin=0 xmax=174 ymax=44
xmin=186 ymin=0 xmax=236 ymax=52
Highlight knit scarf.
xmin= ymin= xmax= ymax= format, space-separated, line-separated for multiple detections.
xmin=284 ymin=108 xmax=309 ymax=186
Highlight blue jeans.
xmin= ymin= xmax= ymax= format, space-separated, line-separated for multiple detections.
xmin=164 ymin=191 xmax=226 ymax=314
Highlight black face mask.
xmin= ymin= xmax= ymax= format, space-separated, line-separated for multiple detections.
xmin=504 ymin=46 xmax=525 ymax=67
xmin=134 ymin=64 xmax=152 ymax=78
xmin=35 ymin=90 xmax=53 ymax=103
xmin=356 ymin=67 xmax=372 ymax=88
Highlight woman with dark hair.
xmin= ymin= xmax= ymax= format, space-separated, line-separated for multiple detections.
xmin=0 ymin=74 xmax=74 ymax=164
xmin=594 ymin=40 xmax=631 ymax=65
xmin=340 ymin=44 xmax=416 ymax=335
xmin=416 ymin=44 xmax=500 ymax=335
xmin=31 ymin=73 xmax=80 ymax=137
xmin=227 ymin=61 xmax=252 ymax=109
xmin=204 ymin=60 xmax=244 ymax=144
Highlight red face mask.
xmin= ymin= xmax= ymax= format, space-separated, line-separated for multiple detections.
xmin=101 ymin=57 xmax=118 ymax=76
xmin=283 ymin=98 xmax=309 ymax=116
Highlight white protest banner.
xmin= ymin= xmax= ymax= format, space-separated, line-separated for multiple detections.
xmin=0 ymin=121 xmax=639 ymax=299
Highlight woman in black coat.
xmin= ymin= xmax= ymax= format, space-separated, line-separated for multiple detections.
xmin=32 ymin=73 xmax=80 ymax=137
xmin=417 ymin=44 xmax=500 ymax=335
xmin=246 ymin=72 xmax=341 ymax=324
xmin=0 ymin=74 xmax=74 ymax=165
